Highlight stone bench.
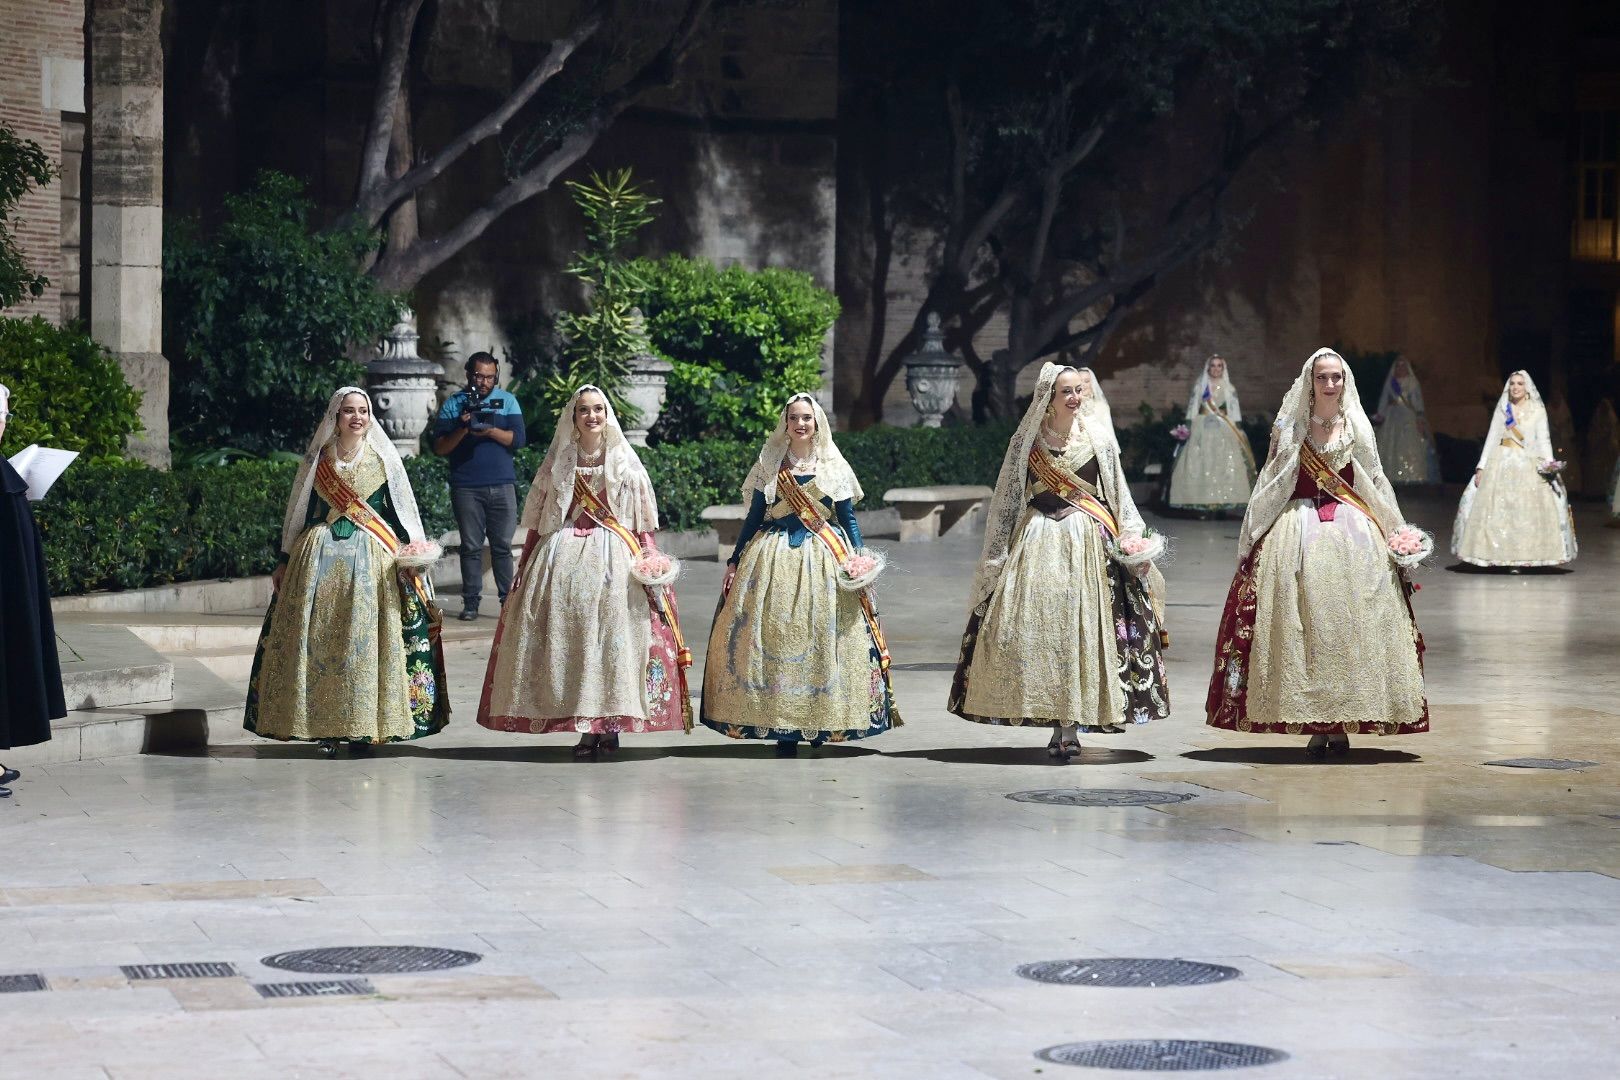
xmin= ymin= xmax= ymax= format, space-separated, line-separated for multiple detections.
xmin=882 ymin=484 xmax=993 ymax=542
xmin=700 ymin=504 xmax=750 ymax=562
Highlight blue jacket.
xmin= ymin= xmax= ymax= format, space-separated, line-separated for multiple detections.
xmin=434 ymin=387 xmax=526 ymax=487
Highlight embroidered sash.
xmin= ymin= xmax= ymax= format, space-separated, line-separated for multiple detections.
xmin=1298 ymin=439 xmax=1385 ymax=540
xmin=1200 ymin=399 xmax=1257 ymax=471
xmin=1027 ymin=445 xmax=1119 ymax=538
xmin=571 ymin=472 xmax=693 ymax=674
xmin=774 ymin=466 xmax=891 ymax=671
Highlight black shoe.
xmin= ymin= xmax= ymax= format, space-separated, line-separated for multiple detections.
xmin=0 ymin=767 xmax=19 ymax=786
xmin=1306 ymin=734 xmax=1329 ymax=759
xmin=458 ymin=606 xmax=480 ymax=622
xmin=775 ymin=740 xmax=799 ymax=758
xmin=318 ymin=739 xmax=340 ymax=758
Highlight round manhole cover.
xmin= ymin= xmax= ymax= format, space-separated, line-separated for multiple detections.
xmin=260 ymin=946 xmax=482 ymax=975
xmin=1036 ymin=1040 xmax=1287 ymax=1071
xmin=1006 ymin=788 xmax=1195 ymax=807
xmin=1017 ymin=958 xmax=1241 ymax=988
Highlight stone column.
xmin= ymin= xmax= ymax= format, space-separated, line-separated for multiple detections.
xmin=87 ymin=0 xmax=169 ymax=466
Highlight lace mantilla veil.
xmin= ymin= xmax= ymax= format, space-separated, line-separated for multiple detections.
xmin=1237 ymin=348 xmax=1405 ymax=556
xmin=740 ymin=393 xmax=863 ymax=504
xmin=279 ymin=386 xmax=427 ymax=555
xmin=520 ymin=384 xmax=659 ymax=536
xmin=1473 ymin=370 xmax=1553 ymax=472
xmin=966 ymin=362 xmax=1146 ymax=614
xmin=1186 ymin=356 xmax=1242 ymax=422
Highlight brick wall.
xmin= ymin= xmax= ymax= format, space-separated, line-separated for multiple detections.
xmin=0 ymin=0 xmax=84 ymax=326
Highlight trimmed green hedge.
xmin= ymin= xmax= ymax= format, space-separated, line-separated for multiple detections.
xmin=35 ymin=424 xmax=1011 ymax=596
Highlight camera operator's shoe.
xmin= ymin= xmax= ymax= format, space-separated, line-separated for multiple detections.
xmin=458 ymin=604 xmax=480 ymax=622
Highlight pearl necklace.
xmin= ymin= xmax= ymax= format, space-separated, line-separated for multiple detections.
xmin=786 ymin=446 xmax=817 ymax=471
xmin=334 ymin=439 xmax=365 ymax=468
xmin=576 ymin=443 xmax=605 ymax=467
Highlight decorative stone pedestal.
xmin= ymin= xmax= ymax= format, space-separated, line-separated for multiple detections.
xmin=366 ymin=310 xmax=441 ymax=457
xmin=902 ymin=313 xmax=964 ymax=428
xmin=622 ymin=352 xmax=673 ymax=446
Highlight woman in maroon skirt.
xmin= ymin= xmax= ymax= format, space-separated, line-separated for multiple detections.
xmin=1205 ymin=349 xmax=1429 ymax=757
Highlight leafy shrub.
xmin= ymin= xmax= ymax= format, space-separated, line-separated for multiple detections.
xmin=165 ymin=170 xmax=401 ymax=454
xmin=635 ymin=255 xmax=837 ymax=443
xmin=1 ymin=125 xmax=57 ymax=307
xmin=40 ymin=424 xmax=1020 ymax=593
xmin=0 ymin=315 xmax=143 ymax=455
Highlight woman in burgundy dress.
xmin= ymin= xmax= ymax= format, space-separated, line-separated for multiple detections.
xmin=1205 ymin=349 xmax=1429 ymax=757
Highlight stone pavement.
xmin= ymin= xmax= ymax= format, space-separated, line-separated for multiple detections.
xmin=2 ymin=494 xmax=1618 ymax=1079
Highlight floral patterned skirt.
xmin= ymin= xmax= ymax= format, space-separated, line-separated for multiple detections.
xmin=245 ymin=525 xmax=449 ymax=743
xmin=949 ymin=508 xmax=1169 ymax=731
xmin=700 ymin=527 xmax=898 ymax=744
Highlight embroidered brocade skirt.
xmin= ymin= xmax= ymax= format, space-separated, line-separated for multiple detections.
xmin=245 ymin=525 xmax=448 ymax=743
xmin=478 ymin=526 xmax=689 ymax=735
xmin=949 ymin=507 xmax=1169 ymax=731
xmin=1206 ymin=499 xmax=1428 ymax=735
xmin=1375 ymin=404 xmax=1440 ymax=486
xmin=1168 ymin=414 xmax=1255 ymax=510
xmin=700 ymin=526 xmax=898 ymax=743
xmin=1453 ymin=446 xmax=1576 ymax=567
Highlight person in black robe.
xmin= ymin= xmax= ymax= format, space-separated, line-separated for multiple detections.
xmin=1 ymin=384 xmax=65 ymax=794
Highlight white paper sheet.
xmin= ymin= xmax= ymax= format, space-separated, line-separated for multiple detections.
xmin=8 ymin=444 xmax=79 ymax=501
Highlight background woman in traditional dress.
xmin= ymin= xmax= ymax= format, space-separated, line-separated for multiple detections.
xmin=1372 ymin=358 xmax=1441 ymax=485
xmin=478 ymin=386 xmax=691 ymax=759
xmin=1168 ymin=353 xmax=1256 ymax=513
xmin=1206 ymin=348 xmax=1428 ymax=756
xmin=701 ymin=393 xmax=899 ymax=755
xmin=245 ymin=387 xmax=449 ymax=756
xmin=949 ymin=364 xmax=1169 ymax=762
xmin=1452 ymin=371 xmax=1577 ymax=568
xmin=1 ymin=384 xmax=65 ymax=793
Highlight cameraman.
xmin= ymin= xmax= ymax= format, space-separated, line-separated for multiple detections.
xmin=433 ymin=352 xmax=526 ymax=621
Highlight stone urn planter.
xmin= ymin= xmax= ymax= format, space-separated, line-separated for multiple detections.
xmin=621 ymin=351 xmax=673 ymax=446
xmin=902 ymin=312 xmax=963 ymax=428
xmin=365 ymin=308 xmax=442 ymax=458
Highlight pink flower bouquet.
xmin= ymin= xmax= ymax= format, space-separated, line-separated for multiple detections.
xmin=1170 ymin=424 xmax=1191 ymax=442
xmin=837 ymin=548 xmax=886 ymax=591
xmin=1537 ymin=459 xmax=1565 ymax=477
xmin=1108 ymin=529 xmax=1166 ymax=570
xmin=1385 ymin=524 xmax=1433 ymax=569
xmin=630 ymin=550 xmax=681 ymax=587
xmin=394 ymin=539 xmax=443 ymax=571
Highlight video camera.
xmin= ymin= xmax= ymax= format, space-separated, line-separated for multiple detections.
xmin=465 ymin=392 xmax=500 ymax=433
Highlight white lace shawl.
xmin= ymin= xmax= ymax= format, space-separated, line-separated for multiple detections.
xmin=1075 ymin=366 xmax=1118 ymax=446
xmin=1237 ymin=349 xmax=1406 ymax=556
xmin=740 ymin=392 xmax=863 ymax=504
xmin=1473 ymin=370 xmax=1552 ymax=472
xmin=967 ymin=362 xmax=1147 ymax=614
xmin=1185 ymin=358 xmax=1242 ymax=423
xmin=1376 ymin=362 xmax=1427 ymax=417
xmin=520 ymin=384 xmax=659 ymax=536
xmin=279 ymin=386 xmax=426 ymax=555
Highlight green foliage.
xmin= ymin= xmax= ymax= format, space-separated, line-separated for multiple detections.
xmin=0 ymin=316 xmax=143 ymax=455
xmin=635 ymin=255 xmax=838 ymax=443
xmin=534 ymin=169 xmax=662 ymax=422
xmin=164 ymin=170 xmax=401 ymax=454
xmin=0 ymin=125 xmax=57 ymax=308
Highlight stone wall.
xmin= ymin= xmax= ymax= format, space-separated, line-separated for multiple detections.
xmin=0 ymin=0 xmax=85 ymax=326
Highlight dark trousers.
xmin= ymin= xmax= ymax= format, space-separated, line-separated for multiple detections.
xmin=450 ymin=484 xmax=517 ymax=608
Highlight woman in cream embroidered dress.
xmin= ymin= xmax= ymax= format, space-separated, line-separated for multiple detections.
xmin=949 ymin=364 xmax=1169 ymax=761
xmin=1206 ymin=349 xmax=1428 ymax=756
xmin=701 ymin=393 xmax=899 ymax=754
xmin=1168 ymin=354 xmax=1256 ymax=513
xmin=478 ymin=386 xmax=691 ymax=759
xmin=1373 ymin=358 xmax=1441 ymax=486
xmin=245 ymin=388 xmax=449 ymax=755
xmin=1452 ymin=371 xmax=1577 ymax=568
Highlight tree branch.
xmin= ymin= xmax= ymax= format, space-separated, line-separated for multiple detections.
xmin=356 ymin=0 xmax=426 ymax=204
xmin=355 ymin=4 xmax=608 ymax=228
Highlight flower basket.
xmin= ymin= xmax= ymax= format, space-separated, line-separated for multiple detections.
xmin=1386 ymin=524 xmax=1433 ymax=569
xmin=630 ymin=551 xmax=681 ymax=587
xmin=394 ymin=539 xmax=443 ymax=571
xmin=836 ymin=548 xmax=886 ymax=592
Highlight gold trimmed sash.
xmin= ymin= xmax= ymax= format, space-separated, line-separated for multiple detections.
xmin=571 ymin=473 xmax=694 ymax=676
xmin=1298 ymin=439 xmax=1385 ymax=540
xmin=1200 ymin=400 xmax=1257 ymax=471
xmin=774 ymin=466 xmax=891 ymax=670
xmin=1028 ymin=445 xmax=1119 ymax=537
xmin=315 ymin=454 xmax=404 ymax=556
